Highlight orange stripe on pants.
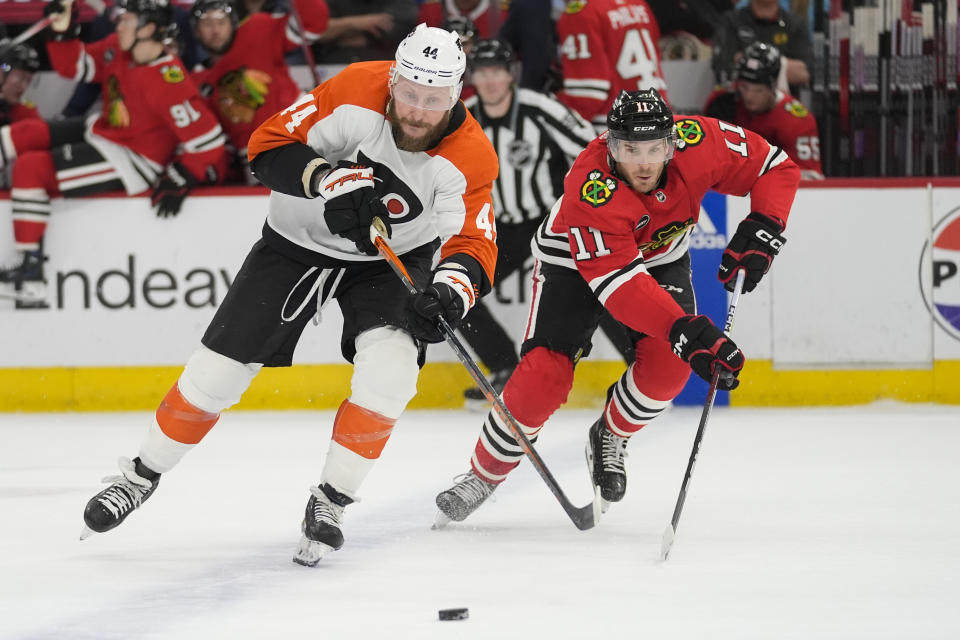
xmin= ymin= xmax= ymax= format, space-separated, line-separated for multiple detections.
xmin=156 ymin=384 xmax=220 ymax=445
xmin=332 ymin=400 xmax=396 ymax=459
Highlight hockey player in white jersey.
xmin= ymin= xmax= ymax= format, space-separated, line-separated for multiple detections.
xmin=80 ymin=24 xmax=500 ymax=566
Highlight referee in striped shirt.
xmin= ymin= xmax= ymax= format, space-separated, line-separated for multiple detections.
xmin=459 ymin=38 xmax=626 ymax=407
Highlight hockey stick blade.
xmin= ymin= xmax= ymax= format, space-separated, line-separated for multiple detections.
xmin=370 ymin=218 xmax=601 ymax=531
xmin=660 ymin=270 xmax=746 ymax=561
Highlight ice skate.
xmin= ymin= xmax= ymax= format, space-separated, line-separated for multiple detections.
xmin=292 ymin=483 xmax=354 ymax=567
xmin=434 ymin=470 xmax=497 ymax=527
xmin=0 ymin=246 xmax=49 ymax=309
xmin=585 ymin=418 xmax=629 ymax=513
xmin=80 ymin=457 xmax=161 ymax=539
xmin=463 ymin=368 xmax=512 ymax=412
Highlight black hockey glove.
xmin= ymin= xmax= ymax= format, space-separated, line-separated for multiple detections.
xmin=406 ymin=282 xmax=467 ymax=344
xmin=151 ymin=162 xmax=197 ymax=218
xmin=718 ymin=212 xmax=786 ymax=293
xmin=669 ymin=314 xmax=744 ymax=391
xmin=44 ymin=0 xmax=80 ymax=40
xmin=318 ymin=161 xmax=390 ymax=256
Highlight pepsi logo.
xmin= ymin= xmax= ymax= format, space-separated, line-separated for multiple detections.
xmin=920 ymin=207 xmax=960 ymax=341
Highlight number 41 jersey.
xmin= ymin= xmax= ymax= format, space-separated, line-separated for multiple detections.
xmin=532 ymin=114 xmax=801 ymax=342
xmin=556 ymin=0 xmax=667 ymax=129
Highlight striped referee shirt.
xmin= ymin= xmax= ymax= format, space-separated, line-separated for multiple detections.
xmin=465 ymin=87 xmax=595 ymax=225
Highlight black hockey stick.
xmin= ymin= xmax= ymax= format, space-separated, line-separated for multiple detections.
xmin=369 ymin=217 xmax=601 ymax=531
xmin=660 ymin=269 xmax=746 ymax=561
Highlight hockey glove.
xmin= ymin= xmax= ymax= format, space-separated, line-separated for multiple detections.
xmin=318 ymin=161 xmax=390 ymax=256
xmin=44 ymin=0 xmax=79 ymax=39
xmin=718 ymin=212 xmax=786 ymax=293
xmin=151 ymin=162 xmax=197 ymax=218
xmin=406 ymin=268 xmax=476 ymax=344
xmin=669 ymin=314 xmax=744 ymax=391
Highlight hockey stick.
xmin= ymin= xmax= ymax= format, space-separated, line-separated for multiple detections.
xmin=660 ymin=269 xmax=746 ymax=561
xmin=0 ymin=17 xmax=55 ymax=58
xmin=369 ymin=217 xmax=601 ymax=531
xmin=286 ymin=0 xmax=322 ymax=88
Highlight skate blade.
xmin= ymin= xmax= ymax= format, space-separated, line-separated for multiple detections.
xmin=432 ymin=510 xmax=452 ymax=530
xmin=292 ymin=535 xmax=335 ymax=567
xmin=79 ymin=524 xmax=96 ymax=541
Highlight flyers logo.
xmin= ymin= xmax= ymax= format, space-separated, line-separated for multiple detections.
xmin=785 ymin=100 xmax=809 ymax=118
xmin=580 ymin=169 xmax=618 ymax=208
xmin=675 ymin=119 xmax=704 ymax=148
xmin=356 ymin=151 xmax=424 ymax=223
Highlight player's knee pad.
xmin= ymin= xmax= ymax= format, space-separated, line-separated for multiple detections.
xmin=350 ymin=326 xmax=419 ymax=419
xmin=178 ymin=346 xmax=261 ymax=413
xmin=11 ymin=149 xmax=56 ymax=192
xmin=633 ymin=338 xmax=691 ymax=400
xmin=502 ymin=346 xmax=575 ymax=428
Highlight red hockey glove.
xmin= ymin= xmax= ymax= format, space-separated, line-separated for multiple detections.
xmin=669 ymin=314 xmax=744 ymax=390
xmin=718 ymin=212 xmax=786 ymax=293
xmin=151 ymin=162 xmax=198 ymax=218
xmin=318 ymin=161 xmax=390 ymax=256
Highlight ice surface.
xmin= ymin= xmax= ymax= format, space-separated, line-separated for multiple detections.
xmin=1 ymin=403 xmax=958 ymax=639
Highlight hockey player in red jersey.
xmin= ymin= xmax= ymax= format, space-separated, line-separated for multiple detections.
xmin=189 ymin=0 xmax=329 ymax=177
xmin=0 ymin=0 xmax=227 ymax=308
xmin=418 ymin=0 xmax=502 ymax=40
xmin=80 ymin=24 xmax=499 ymax=566
xmin=705 ymin=42 xmax=824 ymax=179
xmin=0 ymin=40 xmax=41 ymax=127
xmin=556 ymin=0 xmax=668 ymax=131
xmin=435 ymin=88 xmax=800 ymax=522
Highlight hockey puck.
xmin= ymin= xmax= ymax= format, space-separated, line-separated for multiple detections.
xmin=438 ymin=607 xmax=469 ymax=621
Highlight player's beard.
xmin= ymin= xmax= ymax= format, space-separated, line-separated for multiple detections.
xmin=386 ymin=99 xmax=451 ymax=152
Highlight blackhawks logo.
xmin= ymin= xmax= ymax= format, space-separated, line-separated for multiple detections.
xmin=638 ymin=218 xmax=695 ymax=253
xmin=565 ymin=0 xmax=587 ymax=13
xmin=161 ymin=65 xmax=185 ymax=84
xmin=675 ymin=118 xmax=704 ymax=149
xmin=785 ymin=100 xmax=809 ymax=118
xmin=580 ymin=170 xmax=617 ymax=208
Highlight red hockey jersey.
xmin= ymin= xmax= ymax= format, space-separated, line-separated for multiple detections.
xmin=0 ymin=100 xmax=40 ymax=126
xmin=533 ymin=115 xmax=800 ymax=341
xmin=47 ymin=34 xmax=227 ymax=182
xmin=417 ymin=0 xmax=504 ymax=39
xmin=191 ymin=0 xmax=329 ymax=154
xmin=556 ymin=0 xmax=667 ymax=128
xmin=704 ymin=89 xmax=823 ymax=176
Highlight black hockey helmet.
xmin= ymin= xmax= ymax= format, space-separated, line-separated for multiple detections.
xmin=0 ymin=40 xmax=41 ymax=74
xmin=442 ymin=16 xmax=477 ymax=46
xmin=191 ymin=0 xmax=239 ymax=30
xmin=118 ymin=0 xmax=177 ymax=42
xmin=606 ymin=89 xmax=677 ymax=165
xmin=607 ymin=89 xmax=674 ymax=142
xmin=468 ymin=38 xmax=515 ymax=70
xmin=735 ymin=41 xmax=781 ymax=88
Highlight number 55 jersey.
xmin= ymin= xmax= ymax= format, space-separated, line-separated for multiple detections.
xmin=532 ymin=114 xmax=801 ymax=341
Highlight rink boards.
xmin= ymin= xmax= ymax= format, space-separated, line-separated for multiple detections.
xmin=1 ymin=179 xmax=958 ymax=410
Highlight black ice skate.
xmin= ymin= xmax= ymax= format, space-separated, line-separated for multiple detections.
xmin=433 ymin=470 xmax=497 ymax=528
xmin=463 ymin=368 xmax=512 ymax=412
xmin=0 ymin=245 xmax=49 ymax=309
xmin=293 ymin=483 xmax=354 ymax=567
xmin=80 ymin=457 xmax=161 ymax=540
xmin=585 ymin=418 xmax=629 ymax=513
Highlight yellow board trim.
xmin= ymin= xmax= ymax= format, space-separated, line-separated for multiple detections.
xmin=0 ymin=360 xmax=957 ymax=412
xmin=732 ymin=360 xmax=960 ymax=406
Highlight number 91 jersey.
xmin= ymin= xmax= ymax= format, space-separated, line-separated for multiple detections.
xmin=556 ymin=0 xmax=667 ymax=129
xmin=532 ymin=115 xmax=801 ymax=341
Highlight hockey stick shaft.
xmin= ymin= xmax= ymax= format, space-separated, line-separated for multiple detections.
xmin=286 ymin=0 xmax=322 ymax=88
xmin=0 ymin=16 xmax=55 ymax=57
xmin=660 ymin=269 xmax=746 ymax=561
xmin=370 ymin=218 xmax=600 ymax=531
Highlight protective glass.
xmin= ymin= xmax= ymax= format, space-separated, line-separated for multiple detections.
xmin=608 ymin=135 xmax=676 ymax=165
xmin=390 ymin=75 xmax=457 ymax=112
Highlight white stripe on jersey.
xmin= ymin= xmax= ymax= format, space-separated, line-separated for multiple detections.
xmin=759 ymin=145 xmax=789 ymax=176
xmin=588 ymin=250 xmax=647 ymax=305
xmin=183 ymin=124 xmax=226 ymax=153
